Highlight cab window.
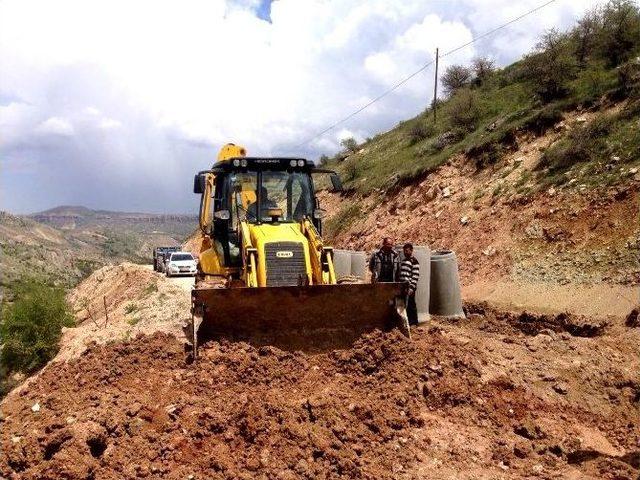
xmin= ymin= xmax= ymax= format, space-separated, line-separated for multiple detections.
xmin=261 ymin=171 xmax=313 ymax=222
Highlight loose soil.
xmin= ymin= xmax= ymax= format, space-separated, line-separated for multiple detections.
xmin=1 ymin=305 xmax=638 ymax=479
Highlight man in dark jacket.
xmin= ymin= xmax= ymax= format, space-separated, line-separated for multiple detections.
xmin=399 ymin=243 xmax=420 ymax=325
xmin=368 ymin=237 xmax=399 ymax=283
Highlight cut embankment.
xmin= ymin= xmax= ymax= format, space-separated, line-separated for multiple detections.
xmin=59 ymin=262 xmax=191 ymax=362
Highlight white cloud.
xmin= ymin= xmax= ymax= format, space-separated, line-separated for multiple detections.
xmin=98 ymin=118 xmax=122 ymax=130
xmin=364 ymin=52 xmax=397 ymax=83
xmin=0 ymin=0 xmax=603 ymax=212
xmin=36 ymin=117 xmax=75 ymax=136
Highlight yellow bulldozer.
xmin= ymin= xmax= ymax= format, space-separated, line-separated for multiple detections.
xmin=184 ymin=143 xmax=408 ymax=359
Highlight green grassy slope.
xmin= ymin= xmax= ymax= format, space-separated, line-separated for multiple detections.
xmin=323 ymin=1 xmax=640 ymax=199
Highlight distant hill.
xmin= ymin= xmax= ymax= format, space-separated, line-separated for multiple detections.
xmin=0 ymin=207 xmax=195 ymax=301
xmin=30 ymin=205 xmax=197 ymax=238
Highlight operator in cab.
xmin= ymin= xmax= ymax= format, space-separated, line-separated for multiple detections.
xmin=247 ymin=186 xmax=278 ymax=221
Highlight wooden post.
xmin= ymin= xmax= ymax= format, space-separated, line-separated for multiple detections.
xmin=86 ymin=305 xmax=99 ymax=328
xmin=433 ymin=47 xmax=439 ymax=123
xmin=103 ymin=296 xmax=109 ymax=328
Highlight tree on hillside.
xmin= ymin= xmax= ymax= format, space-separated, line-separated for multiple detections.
xmin=471 ymin=57 xmax=496 ymax=86
xmin=441 ymin=65 xmax=472 ymax=95
xmin=445 ymin=88 xmax=482 ymax=131
xmin=596 ymin=0 xmax=640 ymax=67
xmin=572 ymin=7 xmax=602 ymax=65
xmin=340 ymin=137 xmax=359 ymax=154
xmin=522 ymin=29 xmax=578 ymax=102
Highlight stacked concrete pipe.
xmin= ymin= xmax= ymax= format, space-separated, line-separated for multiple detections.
xmin=332 ymin=249 xmax=352 ymax=281
xmin=350 ymin=251 xmax=367 ymax=281
xmin=429 ymin=250 xmax=465 ymax=318
xmin=412 ymin=246 xmax=431 ymax=323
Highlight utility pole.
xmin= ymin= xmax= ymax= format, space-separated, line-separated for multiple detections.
xmin=433 ymin=47 xmax=439 ymax=123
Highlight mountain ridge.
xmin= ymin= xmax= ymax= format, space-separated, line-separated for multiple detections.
xmin=29 ymin=205 xmax=197 ymax=219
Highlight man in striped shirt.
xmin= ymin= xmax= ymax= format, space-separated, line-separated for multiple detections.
xmin=399 ymin=243 xmax=420 ymax=326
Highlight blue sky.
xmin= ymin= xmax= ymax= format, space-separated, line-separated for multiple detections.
xmin=0 ymin=0 xmax=600 ymax=214
xmin=256 ymin=0 xmax=273 ymax=22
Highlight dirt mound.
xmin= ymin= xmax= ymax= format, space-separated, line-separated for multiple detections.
xmin=463 ymin=302 xmax=610 ymax=338
xmin=1 ymin=317 xmax=638 ymax=479
xmin=58 ymin=263 xmax=190 ymax=362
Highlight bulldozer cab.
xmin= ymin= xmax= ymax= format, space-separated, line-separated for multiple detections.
xmin=203 ymin=158 xmax=320 ymax=269
xmin=226 ymin=170 xmax=314 ymax=224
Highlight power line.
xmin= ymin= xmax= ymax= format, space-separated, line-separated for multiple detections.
xmin=291 ymin=0 xmax=557 ymax=150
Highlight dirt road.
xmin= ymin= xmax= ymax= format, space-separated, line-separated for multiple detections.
xmin=1 ymin=263 xmax=638 ymax=479
xmin=142 ymin=264 xmax=195 ymax=292
xmin=165 ymin=274 xmax=195 ymax=292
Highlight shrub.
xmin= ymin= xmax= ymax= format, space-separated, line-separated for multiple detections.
xmin=343 ymin=159 xmax=358 ymax=182
xmin=615 ymin=59 xmax=640 ymax=98
xmin=466 ymin=130 xmax=518 ymax=170
xmin=522 ymin=106 xmax=564 ymax=135
xmin=571 ymin=64 xmax=614 ymax=102
xmin=142 ymin=283 xmax=158 ymax=297
xmin=340 ymin=137 xmax=359 ymax=154
xmin=318 ymin=154 xmax=330 ymax=166
xmin=438 ymin=129 xmax=465 ymax=147
xmin=0 ymin=280 xmax=74 ymax=373
xmin=124 ymin=302 xmax=138 ymax=314
xmin=441 ymin=65 xmax=472 ymax=94
xmin=406 ymin=122 xmax=434 ymax=145
xmin=445 ymin=88 xmax=482 ymax=131
xmin=74 ymin=259 xmax=103 ymax=280
xmin=538 ymin=113 xmax=614 ymax=172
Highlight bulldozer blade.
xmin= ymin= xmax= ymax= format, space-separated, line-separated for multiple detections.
xmin=185 ymin=282 xmax=408 ymax=357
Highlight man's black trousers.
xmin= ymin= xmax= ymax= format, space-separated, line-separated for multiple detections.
xmin=407 ymin=294 xmax=418 ymax=326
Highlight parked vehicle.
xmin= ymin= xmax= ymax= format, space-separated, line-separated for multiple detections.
xmin=165 ymin=252 xmax=197 ymax=277
xmin=153 ymin=246 xmax=180 ymax=272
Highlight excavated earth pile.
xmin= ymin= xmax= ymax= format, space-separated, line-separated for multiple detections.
xmin=1 ymin=313 xmax=639 ymax=480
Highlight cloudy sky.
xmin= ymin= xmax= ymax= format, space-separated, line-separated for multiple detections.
xmin=1 ymin=0 xmax=601 ymax=214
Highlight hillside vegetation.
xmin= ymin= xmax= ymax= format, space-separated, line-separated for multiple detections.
xmin=0 ymin=280 xmax=74 ymax=396
xmin=324 ymin=0 xmax=640 ymax=202
xmin=321 ymin=1 xmax=640 ymax=294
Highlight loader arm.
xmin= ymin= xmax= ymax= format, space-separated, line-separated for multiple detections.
xmin=302 ymin=218 xmax=336 ymax=285
xmin=239 ymin=220 xmax=258 ymax=288
xmin=198 ymin=172 xmax=216 ymax=235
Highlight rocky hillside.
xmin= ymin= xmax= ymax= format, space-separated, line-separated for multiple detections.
xmin=321 ymin=2 xmax=640 ymax=311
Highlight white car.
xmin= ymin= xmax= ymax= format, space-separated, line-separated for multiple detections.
xmin=165 ymin=252 xmax=197 ymax=277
